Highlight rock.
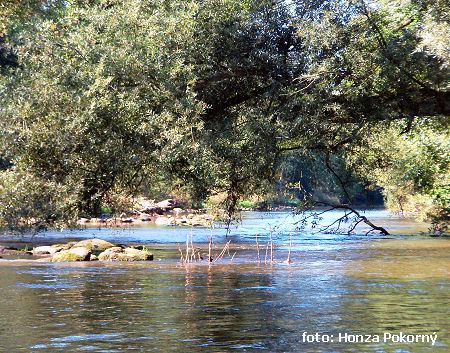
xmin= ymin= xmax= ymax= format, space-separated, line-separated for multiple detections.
xmin=190 ymin=219 xmax=205 ymax=227
xmin=155 ymin=216 xmax=176 ymax=226
xmin=140 ymin=206 xmax=164 ymax=215
xmin=91 ymin=217 xmax=106 ymax=223
xmin=123 ymin=247 xmax=153 ymax=261
xmin=52 ymin=242 xmax=77 ymax=250
xmin=137 ymin=197 xmax=177 ymax=214
xmin=32 ymin=246 xmax=64 ymax=255
xmin=156 ymin=199 xmax=175 ymax=209
xmin=172 ymin=207 xmax=183 ymax=215
xmin=89 ymin=254 xmax=98 ymax=261
xmin=98 ymin=247 xmax=153 ymax=261
xmin=0 ymin=247 xmax=32 ymax=256
xmin=51 ymin=247 xmax=91 ymax=262
xmin=72 ymin=238 xmax=115 ymax=251
xmin=140 ymin=214 xmax=152 ymax=221
xmin=175 ymin=217 xmax=189 ymax=225
xmin=97 ymin=247 xmax=124 ymax=261
xmin=196 ymin=214 xmax=213 ymax=225
xmin=121 ymin=217 xmax=134 ymax=223
xmin=0 ymin=246 xmax=5 ymax=254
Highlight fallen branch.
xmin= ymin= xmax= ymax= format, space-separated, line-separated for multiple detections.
xmin=315 ymin=202 xmax=390 ymax=235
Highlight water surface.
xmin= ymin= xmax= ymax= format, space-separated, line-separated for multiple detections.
xmin=0 ymin=211 xmax=448 ymax=352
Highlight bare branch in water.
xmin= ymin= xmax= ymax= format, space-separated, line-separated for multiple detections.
xmin=255 ymin=233 xmax=261 ymax=264
xmin=296 ymin=201 xmax=390 ymax=235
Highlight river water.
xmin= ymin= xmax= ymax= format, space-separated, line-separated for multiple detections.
xmin=0 ymin=211 xmax=448 ymax=352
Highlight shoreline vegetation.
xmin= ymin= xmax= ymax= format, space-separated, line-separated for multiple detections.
xmin=74 ymin=197 xmax=437 ymax=237
xmin=0 ymin=1 xmax=448 ymax=235
xmin=75 ymin=197 xmax=301 ymax=228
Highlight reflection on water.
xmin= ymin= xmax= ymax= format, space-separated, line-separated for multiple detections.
xmin=19 ymin=209 xmax=430 ymax=245
xmin=0 ymin=236 xmax=449 ymax=352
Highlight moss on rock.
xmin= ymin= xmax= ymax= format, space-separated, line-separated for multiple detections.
xmin=98 ymin=247 xmax=153 ymax=261
xmin=72 ymin=238 xmax=115 ymax=251
xmin=51 ymin=247 xmax=91 ymax=262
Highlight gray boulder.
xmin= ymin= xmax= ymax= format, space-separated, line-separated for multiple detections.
xmin=98 ymin=247 xmax=153 ymax=261
xmin=72 ymin=238 xmax=115 ymax=251
xmin=51 ymin=247 xmax=91 ymax=262
xmin=32 ymin=246 xmax=64 ymax=255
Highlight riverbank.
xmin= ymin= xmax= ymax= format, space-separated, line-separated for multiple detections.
xmin=75 ymin=198 xmax=299 ymax=228
xmin=77 ymin=198 xmax=215 ymax=227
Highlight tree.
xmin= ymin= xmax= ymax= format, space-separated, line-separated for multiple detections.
xmin=0 ymin=0 xmax=448 ymax=230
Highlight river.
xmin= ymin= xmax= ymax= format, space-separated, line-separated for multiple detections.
xmin=0 ymin=210 xmax=448 ymax=352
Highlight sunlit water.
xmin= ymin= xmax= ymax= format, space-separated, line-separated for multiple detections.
xmin=0 ymin=211 xmax=448 ymax=352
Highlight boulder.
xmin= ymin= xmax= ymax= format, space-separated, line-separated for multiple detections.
xmin=91 ymin=217 xmax=107 ymax=224
xmin=172 ymin=207 xmax=183 ymax=215
xmin=192 ymin=214 xmax=213 ymax=227
xmin=51 ymin=247 xmax=91 ymax=262
xmin=123 ymin=247 xmax=153 ymax=261
xmin=156 ymin=199 xmax=174 ymax=209
xmin=52 ymin=242 xmax=77 ymax=250
xmin=140 ymin=206 xmax=164 ymax=215
xmin=175 ymin=217 xmax=189 ymax=225
xmin=32 ymin=246 xmax=64 ymax=255
xmin=72 ymin=238 xmax=115 ymax=251
xmin=97 ymin=247 xmax=123 ymax=261
xmin=155 ymin=216 xmax=175 ymax=226
xmin=0 ymin=247 xmax=32 ymax=256
xmin=140 ymin=214 xmax=152 ymax=221
xmin=98 ymin=247 xmax=153 ymax=261
xmin=121 ymin=217 xmax=134 ymax=223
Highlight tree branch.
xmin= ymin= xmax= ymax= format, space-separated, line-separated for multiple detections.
xmin=301 ymin=201 xmax=390 ymax=235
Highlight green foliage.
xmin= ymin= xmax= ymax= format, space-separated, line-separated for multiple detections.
xmin=347 ymin=122 xmax=449 ymax=230
xmin=0 ymin=169 xmax=78 ymax=230
xmin=0 ymin=0 xmax=448 ymax=230
xmin=277 ymin=150 xmax=383 ymax=207
xmin=238 ymin=199 xmax=255 ymax=209
xmin=100 ymin=206 xmax=112 ymax=214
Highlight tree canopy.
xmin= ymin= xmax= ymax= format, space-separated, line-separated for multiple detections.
xmin=0 ymin=0 xmax=448 ymax=230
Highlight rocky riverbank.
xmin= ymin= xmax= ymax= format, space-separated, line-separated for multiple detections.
xmin=77 ymin=198 xmax=214 ymax=227
xmin=0 ymin=238 xmax=153 ymax=262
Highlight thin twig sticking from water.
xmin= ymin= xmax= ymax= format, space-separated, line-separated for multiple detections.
xmin=231 ymin=252 xmax=236 ymax=262
xmin=284 ymin=230 xmax=293 ymax=264
xmin=185 ymin=233 xmax=190 ymax=263
xmin=213 ymin=240 xmax=231 ymax=263
xmin=178 ymin=244 xmax=184 ymax=263
xmin=208 ymin=235 xmax=213 ymax=263
xmin=189 ymin=231 xmax=195 ymax=262
xmin=269 ymin=226 xmax=274 ymax=263
xmin=264 ymin=242 xmax=269 ymax=264
xmin=255 ymin=233 xmax=261 ymax=264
